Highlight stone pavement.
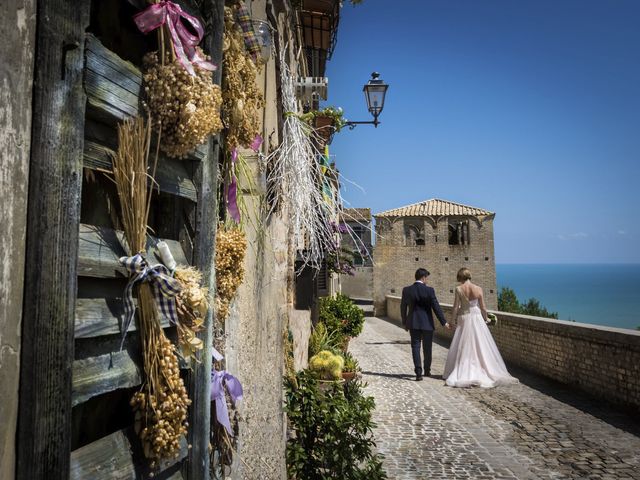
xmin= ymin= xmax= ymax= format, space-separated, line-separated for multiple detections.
xmin=350 ymin=316 xmax=640 ymax=480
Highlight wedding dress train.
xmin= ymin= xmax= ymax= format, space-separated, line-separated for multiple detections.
xmin=443 ymin=288 xmax=518 ymax=388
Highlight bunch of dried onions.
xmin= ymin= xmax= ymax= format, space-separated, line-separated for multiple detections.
xmin=143 ymin=50 xmax=223 ymax=158
xmin=222 ymin=6 xmax=264 ymax=150
xmin=214 ymin=225 xmax=247 ymax=322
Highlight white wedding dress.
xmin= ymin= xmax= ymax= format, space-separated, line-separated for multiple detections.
xmin=443 ymin=287 xmax=518 ymax=388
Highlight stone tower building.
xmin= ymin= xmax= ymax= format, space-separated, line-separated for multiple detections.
xmin=373 ymin=199 xmax=497 ymax=315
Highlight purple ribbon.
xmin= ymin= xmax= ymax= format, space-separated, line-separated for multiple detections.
xmin=250 ymin=134 xmax=263 ymax=152
xmin=133 ymin=1 xmax=216 ymax=76
xmin=211 ymin=370 xmax=243 ymax=435
xmin=224 ymin=137 xmax=262 ymax=224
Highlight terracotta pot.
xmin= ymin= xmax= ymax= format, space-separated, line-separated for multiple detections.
xmin=341 ymin=371 xmax=356 ymax=382
xmin=313 ymin=115 xmax=335 ymax=144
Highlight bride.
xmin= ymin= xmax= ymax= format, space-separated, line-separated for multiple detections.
xmin=443 ymin=268 xmax=518 ymax=388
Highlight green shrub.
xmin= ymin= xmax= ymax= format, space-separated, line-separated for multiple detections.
xmin=319 ymin=294 xmax=365 ymax=339
xmin=498 ymin=287 xmax=558 ymax=319
xmin=285 ymin=370 xmax=387 ymax=479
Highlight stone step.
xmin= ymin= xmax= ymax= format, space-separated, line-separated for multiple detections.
xmin=350 ymin=297 xmax=374 ymax=306
xmin=359 ymin=304 xmax=375 ymax=317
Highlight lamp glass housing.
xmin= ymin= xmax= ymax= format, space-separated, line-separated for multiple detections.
xmin=363 ymin=73 xmax=388 ymax=118
xmin=253 ymin=20 xmax=272 ymax=61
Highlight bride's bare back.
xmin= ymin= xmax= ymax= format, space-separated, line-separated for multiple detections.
xmin=457 ymin=280 xmax=488 ymax=320
xmin=459 ymin=281 xmax=482 ymax=301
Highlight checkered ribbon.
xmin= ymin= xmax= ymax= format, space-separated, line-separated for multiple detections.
xmin=235 ymin=2 xmax=261 ymax=60
xmin=119 ymin=253 xmax=182 ymax=350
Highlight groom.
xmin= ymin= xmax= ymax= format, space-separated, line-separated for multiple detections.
xmin=401 ymin=268 xmax=450 ymax=380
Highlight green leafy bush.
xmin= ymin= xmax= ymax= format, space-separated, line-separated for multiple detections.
xmin=285 ymin=370 xmax=387 ymax=479
xmin=319 ymin=294 xmax=365 ymax=339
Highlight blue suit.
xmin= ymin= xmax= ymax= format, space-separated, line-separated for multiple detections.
xmin=401 ymin=281 xmax=447 ymax=376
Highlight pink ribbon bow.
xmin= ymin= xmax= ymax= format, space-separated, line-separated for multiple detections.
xmin=133 ymin=1 xmax=216 ymax=76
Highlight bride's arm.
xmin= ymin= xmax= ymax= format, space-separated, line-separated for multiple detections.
xmin=451 ymin=289 xmax=460 ymax=325
xmin=479 ymin=289 xmax=489 ymax=322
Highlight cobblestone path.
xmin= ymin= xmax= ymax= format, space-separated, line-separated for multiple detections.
xmin=350 ymin=316 xmax=640 ymax=480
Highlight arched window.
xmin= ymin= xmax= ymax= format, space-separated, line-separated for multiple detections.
xmin=448 ymin=219 xmax=470 ymax=245
xmin=404 ymin=222 xmax=425 ymax=246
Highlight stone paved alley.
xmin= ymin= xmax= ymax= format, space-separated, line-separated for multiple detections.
xmin=350 ymin=317 xmax=640 ymax=480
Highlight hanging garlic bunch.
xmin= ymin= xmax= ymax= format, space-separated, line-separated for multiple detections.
xmin=215 ymin=225 xmax=247 ymax=322
xmin=143 ymin=50 xmax=223 ymax=158
xmin=174 ymin=267 xmax=208 ymax=361
xmin=222 ymin=6 xmax=264 ymax=150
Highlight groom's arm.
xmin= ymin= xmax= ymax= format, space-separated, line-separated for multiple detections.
xmin=400 ymin=287 xmax=409 ymax=329
xmin=429 ymin=288 xmax=448 ymax=327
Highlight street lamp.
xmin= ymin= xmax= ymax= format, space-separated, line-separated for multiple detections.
xmin=345 ymin=72 xmax=389 ymax=129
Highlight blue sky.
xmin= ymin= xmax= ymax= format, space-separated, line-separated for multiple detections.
xmin=325 ymin=0 xmax=640 ymax=264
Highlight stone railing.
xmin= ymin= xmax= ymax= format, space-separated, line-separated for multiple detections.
xmin=386 ymin=294 xmax=640 ymax=411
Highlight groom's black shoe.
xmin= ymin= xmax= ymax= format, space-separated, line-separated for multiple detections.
xmin=415 ymin=375 xmax=423 ymax=381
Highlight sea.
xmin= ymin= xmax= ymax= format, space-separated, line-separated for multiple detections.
xmin=496 ymin=264 xmax=640 ymax=331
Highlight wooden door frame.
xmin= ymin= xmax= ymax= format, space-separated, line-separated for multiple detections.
xmin=16 ymin=1 xmax=91 ymax=479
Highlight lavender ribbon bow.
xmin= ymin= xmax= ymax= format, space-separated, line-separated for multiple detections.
xmin=119 ymin=253 xmax=182 ymax=349
xmin=133 ymin=0 xmax=216 ymax=76
xmin=211 ymin=370 xmax=243 ymax=436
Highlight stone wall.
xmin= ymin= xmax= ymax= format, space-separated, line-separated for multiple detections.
xmin=0 ymin=2 xmax=35 ymax=478
xmin=341 ymin=266 xmax=373 ymax=300
xmin=386 ymin=295 xmax=640 ymax=411
xmin=373 ymin=216 xmax=497 ymax=315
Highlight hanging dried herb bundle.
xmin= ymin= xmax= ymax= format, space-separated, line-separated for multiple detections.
xmin=215 ymin=225 xmax=247 ymax=322
xmin=210 ymin=389 xmax=239 ymax=476
xmin=222 ymin=6 xmax=264 ymax=150
xmin=143 ymin=50 xmax=223 ymax=158
xmin=111 ymin=116 xmax=191 ymax=467
xmin=174 ymin=267 xmax=208 ymax=361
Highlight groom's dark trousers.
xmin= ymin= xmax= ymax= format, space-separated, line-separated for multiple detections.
xmin=401 ymin=281 xmax=447 ymax=376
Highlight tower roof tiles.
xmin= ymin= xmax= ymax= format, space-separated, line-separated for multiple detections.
xmin=374 ymin=198 xmax=493 ymax=219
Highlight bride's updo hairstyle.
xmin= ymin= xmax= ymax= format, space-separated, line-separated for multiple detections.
xmin=457 ymin=268 xmax=472 ymax=283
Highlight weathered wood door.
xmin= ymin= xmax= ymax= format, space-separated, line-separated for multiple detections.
xmin=17 ymin=1 xmax=223 ymax=479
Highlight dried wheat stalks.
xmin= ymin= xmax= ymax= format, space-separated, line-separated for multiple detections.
xmin=111 ymin=116 xmax=191 ymax=467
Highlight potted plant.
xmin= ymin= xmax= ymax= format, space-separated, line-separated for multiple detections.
xmin=299 ymin=106 xmax=347 ymax=144
xmin=342 ymin=352 xmax=360 ymax=382
xmin=308 ymin=322 xmax=344 ymax=358
xmin=309 ymin=350 xmax=345 ymax=391
xmin=319 ymin=294 xmax=365 ymax=352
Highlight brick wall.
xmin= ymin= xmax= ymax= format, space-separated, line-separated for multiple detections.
xmin=373 ymin=216 xmax=497 ymax=315
xmin=386 ymin=295 xmax=640 ymax=412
